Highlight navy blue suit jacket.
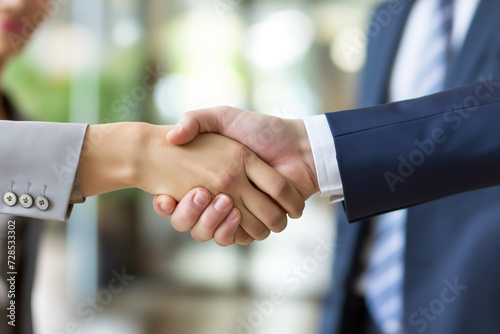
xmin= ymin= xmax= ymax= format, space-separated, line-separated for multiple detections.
xmin=319 ymin=1 xmax=500 ymax=333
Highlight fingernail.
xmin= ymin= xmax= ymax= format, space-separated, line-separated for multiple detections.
xmin=214 ymin=195 xmax=231 ymax=212
xmin=193 ymin=191 xmax=210 ymax=206
xmin=160 ymin=202 xmax=172 ymax=213
xmin=226 ymin=209 xmax=239 ymax=223
xmin=175 ymin=122 xmax=184 ymax=133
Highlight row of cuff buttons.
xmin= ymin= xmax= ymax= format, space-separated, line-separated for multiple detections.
xmin=2 ymin=191 xmax=49 ymax=211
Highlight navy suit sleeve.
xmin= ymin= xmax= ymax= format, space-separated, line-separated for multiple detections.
xmin=326 ymin=77 xmax=500 ymax=222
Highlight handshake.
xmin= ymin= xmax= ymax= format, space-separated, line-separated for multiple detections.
xmin=79 ymin=106 xmax=321 ymax=247
xmin=63 ymin=78 xmax=500 ymax=246
xmin=78 ymin=78 xmax=500 ymax=247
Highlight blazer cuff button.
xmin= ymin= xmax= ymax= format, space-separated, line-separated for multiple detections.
xmin=3 ymin=192 xmax=17 ymax=207
xmin=35 ymin=196 xmax=50 ymax=211
xmin=20 ymin=194 xmax=34 ymax=208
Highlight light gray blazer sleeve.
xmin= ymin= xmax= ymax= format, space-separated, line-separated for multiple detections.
xmin=0 ymin=121 xmax=88 ymax=221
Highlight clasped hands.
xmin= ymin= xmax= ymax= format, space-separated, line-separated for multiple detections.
xmin=78 ymin=108 xmax=318 ymax=246
xmin=151 ymin=106 xmax=320 ymax=247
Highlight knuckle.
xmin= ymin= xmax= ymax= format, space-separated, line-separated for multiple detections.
xmin=172 ymin=207 xmax=197 ymax=232
xmin=215 ymin=105 xmax=238 ymax=118
xmin=269 ymin=117 xmax=286 ymax=133
xmin=180 ymin=205 xmax=196 ymax=221
xmin=214 ymin=170 xmax=237 ymax=190
xmin=217 ymin=105 xmax=232 ymax=112
xmin=231 ymin=143 xmax=250 ymax=161
xmin=272 ymin=176 xmax=289 ymax=198
xmin=199 ymin=215 xmax=221 ymax=232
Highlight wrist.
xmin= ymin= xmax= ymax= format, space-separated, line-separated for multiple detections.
xmin=289 ymin=119 xmax=320 ymax=197
xmin=131 ymin=123 xmax=175 ymax=194
xmin=120 ymin=122 xmax=153 ymax=190
xmin=78 ymin=123 xmax=149 ymax=197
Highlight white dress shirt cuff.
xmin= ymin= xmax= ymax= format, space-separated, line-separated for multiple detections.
xmin=303 ymin=115 xmax=344 ymax=203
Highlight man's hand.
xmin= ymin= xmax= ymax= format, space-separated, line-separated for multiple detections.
xmin=168 ymin=106 xmax=319 ymax=199
xmin=154 ymin=188 xmax=241 ymax=247
xmin=154 ymin=106 xmax=320 ymax=245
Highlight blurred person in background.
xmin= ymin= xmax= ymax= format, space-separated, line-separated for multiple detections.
xmin=0 ymin=1 xmax=305 ymax=333
xmin=158 ymin=0 xmax=500 ymax=333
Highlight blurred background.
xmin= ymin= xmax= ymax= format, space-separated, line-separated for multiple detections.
xmin=3 ymin=0 xmax=383 ymax=333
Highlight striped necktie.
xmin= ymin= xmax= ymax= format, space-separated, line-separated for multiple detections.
xmin=414 ymin=0 xmax=454 ymax=96
xmin=364 ymin=1 xmax=454 ymax=333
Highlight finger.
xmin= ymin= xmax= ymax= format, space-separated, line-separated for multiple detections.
xmin=170 ymin=188 xmax=212 ymax=232
xmin=225 ymin=192 xmax=272 ymax=242
xmin=190 ymin=194 xmax=234 ymax=243
xmin=213 ymin=209 xmax=241 ymax=247
xmin=166 ymin=120 xmax=199 ymax=146
xmin=245 ymin=153 xmax=305 ymax=219
xmin=240 ymin=187 xmax=283 ymax=239
xmin=153 ymin=195 xmax=177 ymax=217
xmin=234 ymin=226 xmax=255 ymax=246
xmin=166 ymin=106 xmax=240 ymax=145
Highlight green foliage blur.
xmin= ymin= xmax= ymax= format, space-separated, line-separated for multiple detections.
xmin=2 ymin=46 xmax=149 ymax=124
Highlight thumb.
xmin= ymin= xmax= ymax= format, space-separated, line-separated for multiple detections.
xmin=167 ymin=106 xmax=237 ymax=145
xmin=166 ymin=116 xmax=200 ymax=145
xmin=153 ymin=195 xmax=178 ymax=217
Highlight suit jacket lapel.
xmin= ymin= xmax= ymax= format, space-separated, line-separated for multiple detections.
xmin=446 ymin=0 xmax=500 ymax=87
